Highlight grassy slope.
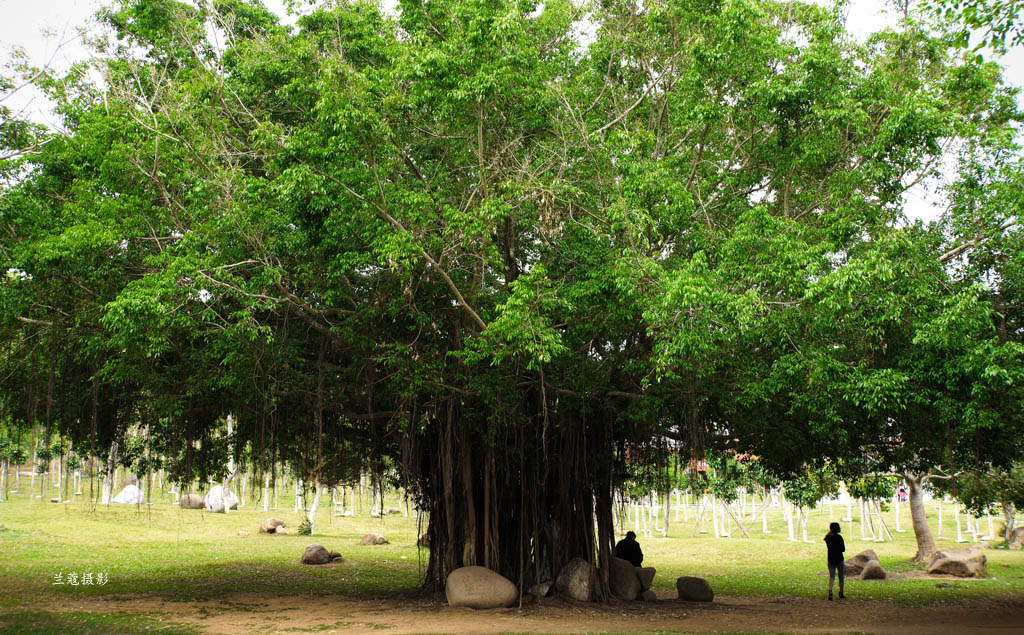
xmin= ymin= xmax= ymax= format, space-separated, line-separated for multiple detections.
xmin=1 ymin=478 xmax=1022 ymax=632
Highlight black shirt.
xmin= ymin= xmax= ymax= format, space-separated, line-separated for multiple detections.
xmin=824 ymin=532 xmax=845 ymax=565
xmin=615 ymin=537 xmax=644 ymax=567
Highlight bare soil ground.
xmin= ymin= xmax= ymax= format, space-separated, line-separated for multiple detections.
xmin=53 ymin=590 xmax=1024 ymax=634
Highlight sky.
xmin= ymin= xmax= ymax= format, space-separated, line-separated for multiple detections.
xmin=2 ymin=0 xmax=1022 ymax=221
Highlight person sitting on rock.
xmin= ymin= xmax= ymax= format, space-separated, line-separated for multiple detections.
xmin=615 ymin=530 xmax=644 ymax=567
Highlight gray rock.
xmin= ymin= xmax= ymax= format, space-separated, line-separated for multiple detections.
xmin=259 ymin=518 xmax=286 ymax=534
xmin=301 ymin=543 xmax=332 ymax=565
xmin=635 ymin=567 xmax=656 ymax=591
xmin=1008 ymin=527 xmax=1024 ymax=550
xmin=608 ymin=557 xmax=641 ymax=600
xmin=112 ymin=484 xmax=143 ymax=504
xmin=926 ymin=549 xmax=986 ymax=578
xmin=555 ymin=558 xmax=600 ymax=602
xmin=676 ymin=576 xmax=714 ymax=602
xmin=640 ymin=589 xmax=658 ymax=602
xmin=844 ymin=549 xmax=879 ymax=577
xmin=179 ymin=493 xmax=203 ymax=509
xmin=528 ymin=581 xmax=552 ymax=598
xmin=238 ymin=530 xmax=249 ymax=537
xmin=120 ymin=475 xmax=139 ymax=488
xmin=360 ymin=533 xmax=388 ymax=545
xmin=445 ymin=566 xmax=518 ymax=609
xmin=860 ymin=559 xmax=886 ymax=580
xmin=329 ymin=550 xmax=343 ymax=562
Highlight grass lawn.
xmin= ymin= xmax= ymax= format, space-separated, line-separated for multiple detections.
xmin=1 ymin=477 xmax=1023 ymax=633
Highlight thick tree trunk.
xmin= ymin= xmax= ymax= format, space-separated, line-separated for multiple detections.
xmin=905 ymin=472 xmax=936 ymax=562
xmin=416 ymin=395 xmax=614 ymax=598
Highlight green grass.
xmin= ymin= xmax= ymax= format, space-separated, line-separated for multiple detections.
xmin=1 ymin=479 xmax=1023 ymax=633
xmin=0 ymin=610 xmax=199 ymax=634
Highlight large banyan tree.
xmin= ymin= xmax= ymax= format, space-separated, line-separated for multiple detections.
xmin=2 ymin=0 xmax=1021 ymax=595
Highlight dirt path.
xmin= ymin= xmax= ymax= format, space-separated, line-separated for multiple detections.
xmin=52 ymin=591 xmax=1024 ymax=634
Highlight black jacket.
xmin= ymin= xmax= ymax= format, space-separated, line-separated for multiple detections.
xmin=615 ymin=537 xmax=644 ymax=567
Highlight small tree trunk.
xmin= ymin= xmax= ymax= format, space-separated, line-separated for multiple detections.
xmin=905 ymin=472 xmax=937 ymax=562
xmin=100 ymin=441 xmax=117 ymax=505
xmin=692 ymin=496 xmax=708 ymax=536
xmin=662 ymin=489 xmax=671 ymax=537
xmin=29 ymin=435 xmax=37 ymax=502
xmin=308 ymin=484 xmax=324 ymax=534
xmin=784 ymin=498 xmax=794 ymax=541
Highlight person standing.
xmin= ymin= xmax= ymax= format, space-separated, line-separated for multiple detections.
xmin=824 ymin=522 xmax=846 ymax=600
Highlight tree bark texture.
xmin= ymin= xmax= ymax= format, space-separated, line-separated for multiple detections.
xmin=905 ymin=472 xmax=937 ymax=562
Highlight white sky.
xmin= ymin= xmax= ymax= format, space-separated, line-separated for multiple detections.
xmin=1 ymin=0 xmax=1021 ymax=221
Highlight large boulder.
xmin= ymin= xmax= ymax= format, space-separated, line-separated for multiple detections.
xmin=926 ymin=549 xmax=987 ymax=578
xmin=359 ymin=533 xmax=388 ymax=545
xmin=636 ymin=567 xmax=656 ymax=592
xmin=445 ymin=566 xmax=518 ymax=609
xmin=179 ymin=493 xmax=203 ymax=509
xmin=676 ymin=576 xmax=714 ymax=602
xmin=1008 ymin=527 xmax=1024 ymax=550
xmin=844 ymin=549 xmax=879 ymax=577
xmin=301 ymin=544 xmax=332 ymax=565
xmin=112 ymin=484 xmax=144 ymax=504
xmin=607 ymin=557 xmax=641 ymax=600
xmin=860 ymin=560 xmax=887 ymax=580
xmin=203 ymin=485 xmax=239 ymax=513
xmin=555 ymin=558 xmax=600 ymax=602
xmin=259 ymin=518 xmax=286 ymax=534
